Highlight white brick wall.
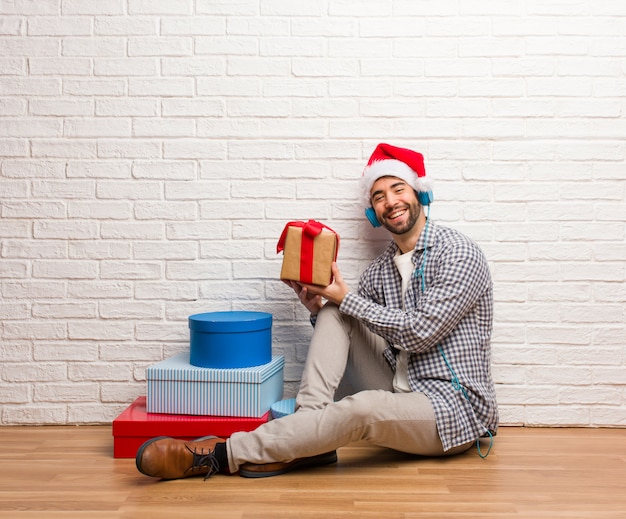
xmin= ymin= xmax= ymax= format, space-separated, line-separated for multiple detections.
xmin=0 ymin=1 xmax=625 ymax=427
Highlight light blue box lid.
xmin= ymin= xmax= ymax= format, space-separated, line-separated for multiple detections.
xmin=270 ymin=398 xmax=296 ymax=419
xmin=147 ymin=352 xmax=284 ymax=383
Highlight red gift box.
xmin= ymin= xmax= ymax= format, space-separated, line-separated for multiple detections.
xmin=112 ymin=396 xmax=270 ymax=458
xmin=277 ymin=220 xmax=339 ymax=286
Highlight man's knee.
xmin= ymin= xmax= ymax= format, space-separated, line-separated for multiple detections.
xmin=317 ymin=302 xmax=341 ymax=319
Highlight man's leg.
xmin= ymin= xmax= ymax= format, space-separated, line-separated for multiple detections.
xmin=295 ymin=303 xmax=394 ymax=411
xmin=228 ymin=304 xmax=464 ymax=473
xmin=137 ymin=304 xmax=471 ymax=479
xmin=228 ymin=389 xmax=469 ymax=474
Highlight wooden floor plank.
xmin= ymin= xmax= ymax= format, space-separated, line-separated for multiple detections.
xmin=0 ymin=426 xmax=624 ymax=518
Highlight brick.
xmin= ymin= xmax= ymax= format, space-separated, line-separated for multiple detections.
xmin=31 ymin=139 xmax=97 ymax=159
xmin=66 ymin=281 xmax=133 ymax=299
xmin=94 ymin=16 xmax=158 ymax=36
xmin=162 ymin=16 xmax=225 ymax=35
xmin=128 ymin=0 xmax=193 ymax=15
xmin=165 ymin=180 xmax=229 ymax=200
xmin=166 ymin=221 xmax=231 ymax=240
xmin=100 ymin=222 xmax=164 ymax=240
xmin=161 ymin=57 xmax=225 ymax=76
xmin=99 ymin=261 xmax=161 ymax=280
xmin=128 ymin=78 xmax=194 ymax=96
xmin=29 ymin=58 xmax=92 ymax=76
xmin=27 ymin=16 xmax=92 ymax=36
xmin=32 ymin=302 xmax=97 ymax=319
xmin=0 ymin=384 xmax=30 ymax=404
xmin=134 ymin=201 xmax=197 ymax=221
xmin=34 ymin=342 xmax=98 ymax=362
xmin=96 ymin=98 xmax=158 ymax=116
xmin=96 ymin=180 xmax=160 ymax=199
xmin=3 ymin=406 xmax=68 ymax=425
xmin=2 ymin=238 xmax=66 ymax=258
xmin=135 ymin=322 xmax=186 ymax=342
xmin=0 ymin=118 xmax=61 ymax=137
xmin=134 ymin=281 xmax=198 ymax=301
xmin=66 ymin=161 xmax=131 ymax=180
xmin=0 ymin=302 xmax=30 ymax=319
xmin=161 ymin=98 xmax=224 ymax=116
xmin=67 ymin=201 xmax=132 ymax=220
xmin=33 ymin=221 xmax=99 ymax=240
xmin=62 ymin=37 xmax=126 ymax=57
xmin=94 ymin=58 xmax=158 ymax=76
xmin=133 ymin=241 xmax=197 ymax=260
xmin=0 ymin=38 xmax=60 ymax=57
xmin=99 ymin=301 xmax=163 ymax=319
xmin=3 ymin=201 xmax=66 ymax=219
xmin=3 ymin=363 xmax=67 ymax=383
xmin=67 ymin=321 xmax=134 ymax=341
xmin=97 ymin=139 xmax=162 ymax=159
xmin=62 ymin=0 xmax=125 ymax=15
xmin=65 ymin=118 xmax=130 ymax=138
xmin=2 ymin=280 xmax=66 ymax=299
xmin=128 ymin=37 xmax=192 ymax=57
xmin=34 ymin=383 xmax=99 ymax=402
xmin=132 ymin=118 xmax=194 ymax=138
xmin=32 ymin=259 xmax=99 ymax=279
xmin=164 ymin=139 xmax=227 ymax=159
xmin=68 ymin=362 xmax=133 ymax=382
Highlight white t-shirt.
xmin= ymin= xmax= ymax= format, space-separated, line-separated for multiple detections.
xmin=392 ymin=249 xmax=414 ymax=393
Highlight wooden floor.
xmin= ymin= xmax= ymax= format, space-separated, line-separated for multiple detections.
xmin=0 ymin=426 xmax=625 ymax=519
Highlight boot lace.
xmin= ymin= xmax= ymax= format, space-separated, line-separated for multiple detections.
xmin=185 ymin=445 xmax=221 ymax=480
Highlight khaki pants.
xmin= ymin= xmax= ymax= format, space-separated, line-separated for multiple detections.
xmin=227 ymin=304 xmax=471 ymax=473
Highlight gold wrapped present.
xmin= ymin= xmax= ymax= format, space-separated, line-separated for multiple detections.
xmin=277 ymin=220 xmax=339 ymax=287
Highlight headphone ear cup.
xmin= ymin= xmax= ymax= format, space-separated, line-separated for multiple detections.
xmin=365 ymin=207 xmax=381 ymax=227
xmin=418 ymin=190 xmax=434 ymax=206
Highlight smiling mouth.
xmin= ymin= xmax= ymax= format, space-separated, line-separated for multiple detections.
xmin=386 ymin=208 xmax=407 ymax=221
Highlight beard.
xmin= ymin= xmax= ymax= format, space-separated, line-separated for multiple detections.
xmin=380 ymin=199 xmax=421 ymax=236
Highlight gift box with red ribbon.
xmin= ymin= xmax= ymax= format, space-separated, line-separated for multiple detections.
xmin=276 ymin=220 xmax=339 ymax=287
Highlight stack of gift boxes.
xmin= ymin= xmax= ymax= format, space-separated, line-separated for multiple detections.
xmin=113 ymin=220 xmax=339 ymax=458
xmin=112 ymin=311 xmax=284 ymax=458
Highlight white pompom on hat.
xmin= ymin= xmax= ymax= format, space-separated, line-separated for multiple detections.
xmin=361 ymin=143 xmax=432 ymax=205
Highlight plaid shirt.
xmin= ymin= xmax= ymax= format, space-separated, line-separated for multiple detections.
xmin=339 ymin=221 xmax=498 ymax=451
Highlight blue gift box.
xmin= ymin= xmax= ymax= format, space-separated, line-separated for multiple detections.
xmin=146 ymin=352 xmax=284 ymax=417
xmin=189 ymin=311 xmax=272 ymax=368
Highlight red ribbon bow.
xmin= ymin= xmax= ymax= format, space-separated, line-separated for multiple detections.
xmin=277 ymin=220 xmax=339 ymax=284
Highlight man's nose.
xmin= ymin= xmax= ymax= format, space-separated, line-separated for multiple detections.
xmin=385 ymin=193 xmax=399 ymax=208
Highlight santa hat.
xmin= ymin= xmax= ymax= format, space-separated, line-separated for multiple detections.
xmin=361 ymin=143 xmax=432 ymax=205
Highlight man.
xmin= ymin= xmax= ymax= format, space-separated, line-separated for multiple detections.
xmin=136 ymin=143 xmax=498 ymax=480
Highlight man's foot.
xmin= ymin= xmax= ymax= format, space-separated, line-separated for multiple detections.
xmin=239 ymin=451 xmax=338 ymax=478
xmin=136 ymin=435 xmax=227 ymax=480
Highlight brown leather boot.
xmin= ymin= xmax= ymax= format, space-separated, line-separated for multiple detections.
xmin=136 ymin=436 xmax=227 ymax=480
xmin=239 ymin=451 xmax=338 ymax=478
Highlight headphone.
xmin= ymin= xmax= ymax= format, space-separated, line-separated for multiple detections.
xmin=365 ymin=189 xmax=434 ymax=228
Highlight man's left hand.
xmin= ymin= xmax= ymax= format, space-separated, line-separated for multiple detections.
xmin=301 ymin=262 xmax=350 ymax=306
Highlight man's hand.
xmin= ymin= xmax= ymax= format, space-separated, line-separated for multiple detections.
xmin=283 ymin=263 xmax=350 ymax=314
xmin=283 ymin=279 xmax=324 ymax=316
xmin=299 ymin=263 xmax=350 ymax=307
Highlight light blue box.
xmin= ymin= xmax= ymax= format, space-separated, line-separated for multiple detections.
xmin=147 ymin=352 xmax=284 ymax=418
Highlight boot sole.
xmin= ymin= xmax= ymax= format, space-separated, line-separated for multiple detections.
xmin=239 ymin=451 xmax=338 ymax=478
